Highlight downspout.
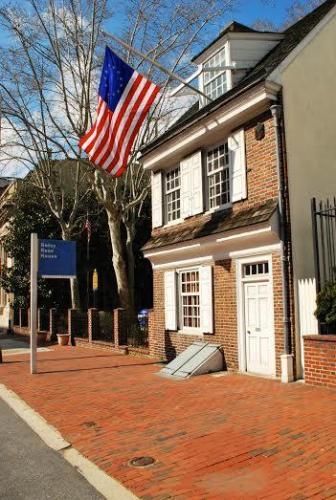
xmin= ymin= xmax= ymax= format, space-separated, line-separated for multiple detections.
xmin=271 ymin=104 xmax=294 ymax=382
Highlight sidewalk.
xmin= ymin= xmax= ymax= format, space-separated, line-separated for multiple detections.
xmin=0 ymin=398 xmax=103 ymax=499
xmin=1 ymin=345 xmax=336 ymax=499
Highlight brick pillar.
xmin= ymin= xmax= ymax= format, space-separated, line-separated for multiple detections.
xmin=88 ymin=308 xmax=99 ymax=342
xmin=147 ymin=309 xmax=155 ymax=356
xmin=113 ymin=308 xmax=127 ymax=348
xmin=49 ymin=308 xmax=57 ymax=341
xmin=68 ymin=309 xmax=77 ymax=346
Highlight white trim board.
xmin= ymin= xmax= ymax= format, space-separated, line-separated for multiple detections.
xmin=151 ymin=243 xmax=282 ymax=270
xmin=141 ymin=82 xmax=280 ymax=170
xmin=153 ymin=255 xmax=213 ymax=270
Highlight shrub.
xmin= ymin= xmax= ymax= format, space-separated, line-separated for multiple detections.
xmin=315 ymin=281 xmax=336 ymax=328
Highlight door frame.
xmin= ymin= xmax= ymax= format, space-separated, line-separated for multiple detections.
xmin=236 ymin=253 xmax=276 ymax=378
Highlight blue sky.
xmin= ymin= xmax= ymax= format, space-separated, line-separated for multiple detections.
xmin=232 ymin=0 xmax=294 ymax=26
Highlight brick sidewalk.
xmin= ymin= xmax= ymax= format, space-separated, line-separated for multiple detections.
xmin=1 ymin=346 xmax=336 ymax=499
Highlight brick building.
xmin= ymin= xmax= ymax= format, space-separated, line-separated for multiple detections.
xmin=140 ymin=0 xmax=336 ymax=383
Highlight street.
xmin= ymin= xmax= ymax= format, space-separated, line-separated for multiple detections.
xmin=0 ymin=398 xmax=102 ymax=500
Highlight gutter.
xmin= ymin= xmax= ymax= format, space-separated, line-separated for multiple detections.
xmin=271 ymin=104 xmax=293 ymax=370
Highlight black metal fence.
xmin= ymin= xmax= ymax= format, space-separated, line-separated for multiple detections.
xmin=96 ymin=311 xmax=114 ymax=342
xmin=312 ymin=197 xmax=336 ymax=292
xmin=126 ymin=315 xmax=149 ymax=348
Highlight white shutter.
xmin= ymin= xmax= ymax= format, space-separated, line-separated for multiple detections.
xmin=151 ymin=171 xmax=163 ymax=228
xmin=200 ymin=265 xmax=213 ymax=334
xmin=228 ymin=128 xmax=247 ymax=202
xmin=180 ymin=151 xmax=203 ymax=218
xmin=164 ymin=271 xmax=177 ymax=330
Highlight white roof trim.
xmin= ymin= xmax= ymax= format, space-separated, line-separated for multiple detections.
xmin=216 ymin=226 xmax=272 ymax=243
xmin=268 ymin=4 xmax=336 ymax=84
xmin=145 ymin=243 xmax=201 ymax=258
xmin=153 ymin=255 xmax=213 ymax=270
xmin=141 ymin=82 xmax=280 ymax=171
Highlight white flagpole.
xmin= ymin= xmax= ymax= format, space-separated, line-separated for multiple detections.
xmin=30 ymin=233 xmax=38 ymax=374
xmin=103 ymin=30 xmax=213 ymax=104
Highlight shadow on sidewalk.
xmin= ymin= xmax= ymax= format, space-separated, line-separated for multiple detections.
xmin=37 ymin=361 xmax=160 ymax=375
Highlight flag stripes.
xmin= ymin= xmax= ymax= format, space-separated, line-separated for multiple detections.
xmin=79 ymin=48 xmax=160 ymax=177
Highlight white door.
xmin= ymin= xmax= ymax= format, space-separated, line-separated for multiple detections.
xmin=244 ymin=281 xmax=274 ymax=376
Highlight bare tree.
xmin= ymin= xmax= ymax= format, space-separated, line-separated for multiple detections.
xmin=0 ymin=0 xmax=236 ymax=315
xmin=0 ymin=0 xmax=109 ymax=308
xmin=255 ymin=0 xmax=325 ymax=31
xmin=92 ymin=0 xmax=235 ymax=316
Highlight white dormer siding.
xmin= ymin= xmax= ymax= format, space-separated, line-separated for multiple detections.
xmin=230 ymin=37 xmax=283 ymax=86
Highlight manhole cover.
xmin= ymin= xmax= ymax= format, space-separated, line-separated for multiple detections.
xmin=129 ymin=456 xmax=156 ymax=468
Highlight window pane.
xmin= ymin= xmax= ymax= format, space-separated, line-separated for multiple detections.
xmin=180 ymin=270 xmax=200 ymax=329
xmin=207 ymin=142 xmax=230 ymax=209
xmin=166 ymin=167 xmax=181 ymax=222
xmin=243 ymin=262 xmax=269 ymax=278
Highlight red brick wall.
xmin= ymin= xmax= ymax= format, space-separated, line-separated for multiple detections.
xmin=149 ymin=253 xmax=289 ymax=377
xmin=242 ymin=112 xmax=278 ymax=209
xmin=304 ymin=335 xmax=336 ymax=389
xmin=151 ymin=111 xmax=278 ymax=240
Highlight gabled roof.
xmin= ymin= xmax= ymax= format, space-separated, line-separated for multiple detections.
xmin=191 ymin=21 xmax=259 ymax=62
xmin=141 ymin=0 xmax=336 ymax=157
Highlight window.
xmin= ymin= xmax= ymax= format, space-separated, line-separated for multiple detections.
xmin=243 ymin=262 xmax=269 ymax=277
xmin=207 ymin=142 xmax=230 ymax=209
xmin=179 ymin=270 xmax=200 ymax=329
xmin=203 ymin=48 xmax=227 ymax=101
xmin=165 ymin=167 xmax=181 ymax=222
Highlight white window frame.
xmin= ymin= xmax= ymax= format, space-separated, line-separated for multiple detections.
xmin=164 ymin=166 xmax=181 ymax=225
xmin=206 ymin=140 xmax=232 ymax=212
xmin=177 ymin=267 xmax=202 ymax=333
xmin=242 ymin=261 xmax=270 ymax=280
xmin=201 ymin=47 xmax=228 ymax=104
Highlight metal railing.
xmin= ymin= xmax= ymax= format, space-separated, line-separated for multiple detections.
xmin=312 ymin=197 xmax=336 ymax=292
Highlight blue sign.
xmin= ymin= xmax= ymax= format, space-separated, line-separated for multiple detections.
xmin=38 ymin=239 xmax=76 ymax=278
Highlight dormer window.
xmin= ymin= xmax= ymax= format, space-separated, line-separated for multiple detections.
xmin=203 ymin=48 xmax=228 ymax=101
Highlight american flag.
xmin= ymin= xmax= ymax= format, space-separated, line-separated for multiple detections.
xmin=79 ymin=47 xmax=160 ymax=177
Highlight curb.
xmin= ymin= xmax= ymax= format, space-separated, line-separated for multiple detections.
xmin=0 ymin=384 xmax=138 ymax=500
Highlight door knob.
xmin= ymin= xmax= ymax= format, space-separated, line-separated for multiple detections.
xmin=247 ymin=330 xmax=251 ymax=334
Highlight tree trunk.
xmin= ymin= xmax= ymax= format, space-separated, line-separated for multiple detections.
xmin=70 ymin=278 xmax=81 ymax=310
xmin=125 ymin=221 xmax=135 ymax=311
xmin=107 ymin=213 xmax=133 ymax=313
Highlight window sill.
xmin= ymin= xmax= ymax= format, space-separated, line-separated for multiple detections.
xmin=206 ymin=203 xmax=232 ymax=215
xmin=177 ymin=329 xmax=203 ymax=336
xmin=163 ymin=218 xmax=183 ymax=228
